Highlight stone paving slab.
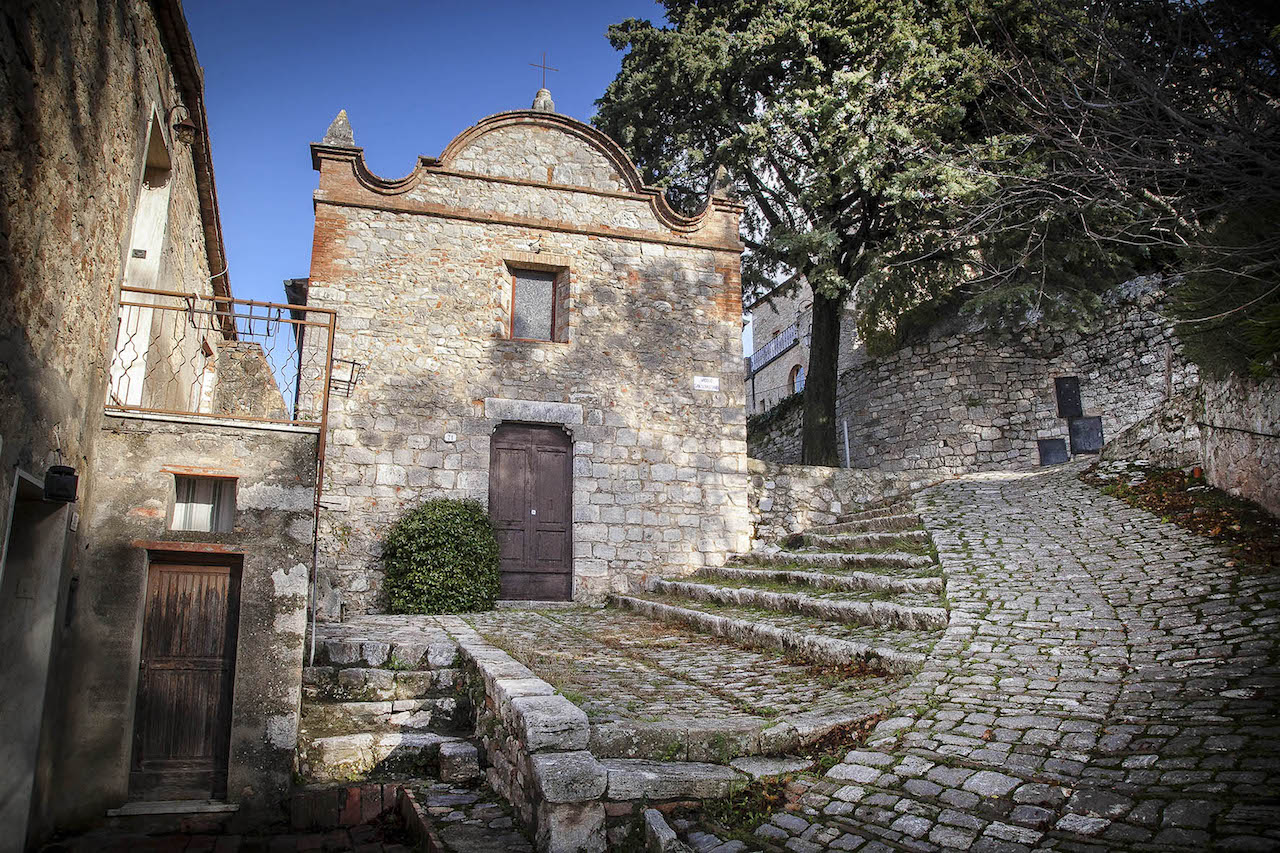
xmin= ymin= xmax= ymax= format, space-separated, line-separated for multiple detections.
xmin=410 ymin=779 xmax=534 ymax=853
xmin=466 ymin=607 xmax=903 ymax=760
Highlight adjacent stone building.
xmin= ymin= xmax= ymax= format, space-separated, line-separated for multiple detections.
xmin=1 ymin=2 xmax=320 ymax=846
xmin=744 ymin=278 xmax=858 ymax=415
xmin=303 ymin=92 xmax=752 ymax=616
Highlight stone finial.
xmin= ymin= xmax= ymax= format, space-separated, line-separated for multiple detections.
xmin=322 ymin=109 xmax=355 ymax=147
xmin=711 ymin=165 xmax=738 ymax=200
xmin=531 ymin=88 xmax=555 ymax=113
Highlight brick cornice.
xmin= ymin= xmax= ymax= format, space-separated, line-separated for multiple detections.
xmin=312 ymin=190 xmax=744 ymax=254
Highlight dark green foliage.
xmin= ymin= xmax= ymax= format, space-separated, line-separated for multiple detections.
xmin=381 ymin=499 xmax=500 ymax=614
xmin=1171 ymin=204 xmax=1280 ymax=377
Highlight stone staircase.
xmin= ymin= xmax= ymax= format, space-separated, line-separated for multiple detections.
xmin=296 ymin=619 xmax=482 ymax=791
xmin=611 ymin=498 xmax=947 ymax=680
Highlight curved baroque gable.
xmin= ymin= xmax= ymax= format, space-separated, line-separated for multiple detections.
xmin=441 ymin=112 xmax=637 ymax=193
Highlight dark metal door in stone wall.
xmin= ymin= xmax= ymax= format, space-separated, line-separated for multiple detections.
xmin=131 ymin=561 xmax=240 ymax=800
xmin=489 ymin=423 xmax=573 ymax=600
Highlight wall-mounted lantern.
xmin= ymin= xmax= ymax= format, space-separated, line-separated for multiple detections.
xmin=44 ymin=465 xmax=78 ymax=503
xmin=167 ymin=104 xmax=198 ymax=145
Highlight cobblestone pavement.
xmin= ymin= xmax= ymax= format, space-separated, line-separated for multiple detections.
xmin=468 ymin=607 xmax=903 ymax=726
xmin=411 ymin=779 xmax=534 ymax=853
xmin=685 ymin=462 xmax=1280 ymax=852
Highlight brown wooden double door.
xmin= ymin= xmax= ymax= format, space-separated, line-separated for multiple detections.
xmin=489 ymin=423 xmax=573 ymax=600
xmin=131 ymin=561 xmax=240 ymax=800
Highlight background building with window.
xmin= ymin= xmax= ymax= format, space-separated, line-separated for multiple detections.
xmin=301 ymin=95 xmax=752 ymax=615
xmin=744 ymin=281 xmax=859 ymax=415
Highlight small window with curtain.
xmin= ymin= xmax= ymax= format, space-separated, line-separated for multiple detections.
xmin=171 ymin=475 xmax=236 ymax=532
xmin=509 ymin=267 xmax=567 ymax=342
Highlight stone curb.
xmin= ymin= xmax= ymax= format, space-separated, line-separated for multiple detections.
xmin=643 ymin=808 xmax=694 ymax=853
xmin=435 ymin=616 xmax=607 ymax=852
xmin=608 ymin=595 xmax=925 ymax=676
xmin=397 ymin=786 xmax=444 ymax=853
xmin=649 ymin=579 xmax=949 ymax=631
xmin=732 ymin=550 xmax=935 ymax=571
xmin=699 ymin=565 xmax=942 ymax=595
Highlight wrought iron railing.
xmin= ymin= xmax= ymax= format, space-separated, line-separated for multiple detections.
xmin=105 ymin=286 xmax=336 ymax=427
xmin=746 ymin=323 xmax=798 ymax=375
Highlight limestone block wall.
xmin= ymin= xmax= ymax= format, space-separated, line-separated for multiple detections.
xmin=307 ymin=112 xmax=751 ymax=617
xmin=749 ymin=278 xmax=1199 ymax=476
xmin=1100 ymin=374 xmax=1280 ymax=517
xmin=57 ymin=417 xmax=317 ymax=829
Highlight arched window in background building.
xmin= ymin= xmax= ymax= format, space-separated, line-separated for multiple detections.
xmin=789 ymin=364 xmax=805 ymax=395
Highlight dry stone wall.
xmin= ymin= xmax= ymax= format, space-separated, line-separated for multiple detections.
xmin=747 ymin=459 xmax=918 ymax=544
xmin=749 ymin=278 xmax=1199 ymax=476
xmin=308 ymin=113 xmax=751 ymax=616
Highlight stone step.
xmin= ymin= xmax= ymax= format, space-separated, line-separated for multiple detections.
xmin=303 ymin=666 xmax=463 ymax=702
xmin=793 ymin=529 xmax=932 ymax=551
xmin=609 ymin=594 xmax=929 ymax=676
xmin=730 ymin=550 xmax=936 ymax=572
xmin=311 ymin=635 xmax=458 ymax=670
xmin=806 ymin=513 xmax=922 ymax=536
xmin=302 ymin=697 xmax=468 ymax=734
xmin=601 ymin=758 xmax=748 ymax=802
xmin=296 ymin=730 xmax=463 ymax=783
xmin=648 ymin=578 xmax=948 ymax=631
xmin=699 ymin=565 xmax=943 ymax=595
xmin=837 ymin=501 xmax=914 ymax=523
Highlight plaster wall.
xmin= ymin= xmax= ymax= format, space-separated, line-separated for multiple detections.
xmin=49 ymin=417 xmax=317 ymax=831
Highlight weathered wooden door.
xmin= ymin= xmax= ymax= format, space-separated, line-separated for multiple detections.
xmin=489 ymin=423 xmax=573 ymax=600
xmin=131 ymin=561 xmax=240 ymax=800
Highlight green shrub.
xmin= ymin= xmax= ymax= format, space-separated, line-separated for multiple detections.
xmin=381 ymin=499 xmax=500 ymax=614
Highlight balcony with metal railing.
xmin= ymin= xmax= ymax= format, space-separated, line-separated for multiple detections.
xmin=746 ymin=323 xmax=799 ymax=375
xmin=105 ymin=286 xmax=336 ymax=429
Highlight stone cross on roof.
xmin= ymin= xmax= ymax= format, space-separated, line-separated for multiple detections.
xmin=530 ymin=52 xmax=557 ymax=113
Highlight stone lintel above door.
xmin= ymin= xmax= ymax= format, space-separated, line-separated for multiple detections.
xmin=483 ymin=397 xmax=584 ymax=426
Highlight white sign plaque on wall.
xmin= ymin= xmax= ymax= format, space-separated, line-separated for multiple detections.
xmin=693 ymin=376 xmax=720 ymax=392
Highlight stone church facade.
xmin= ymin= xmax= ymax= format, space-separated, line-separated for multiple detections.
xmin=304 ymin=94 xmax=752 ymax=617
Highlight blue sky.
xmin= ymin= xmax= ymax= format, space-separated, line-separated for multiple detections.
xmin=185 ymin=0 xmax=668 ymax=307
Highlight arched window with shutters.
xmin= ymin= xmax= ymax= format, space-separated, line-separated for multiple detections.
xmin=789 ymin=364 xmax=806 ymax=394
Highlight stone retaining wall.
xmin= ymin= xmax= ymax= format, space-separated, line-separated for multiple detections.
xmin=747 ymin=459 xmax=919 ymax=544
xmin=1104 ymin=375 xmax=1280 ymax=517
xmin=749 ymin=278 xmax=1199 ymax=476
xmin=439 ymin=617 xmax=607 ymax=852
